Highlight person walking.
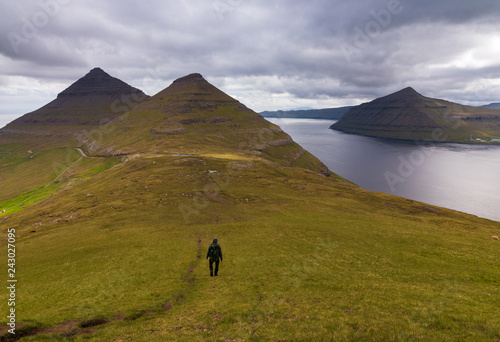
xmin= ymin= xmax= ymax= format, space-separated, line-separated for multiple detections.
xmin=206 ymin=237 xmax=223 ymax=276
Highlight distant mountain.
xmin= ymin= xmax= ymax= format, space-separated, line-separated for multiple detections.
xmin=261 ymin=106 xmax=351 ymax=120
xmin=331 ymin=87 xmax=500 ymax=143
xmin=0 ymin=68 xmax=148 ymax=150
xmin=482 ymin=103 xmax=500 ymax=110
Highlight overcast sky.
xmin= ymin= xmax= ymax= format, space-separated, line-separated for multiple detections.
xmin=1 ymin=0 xmax=500 ymax=127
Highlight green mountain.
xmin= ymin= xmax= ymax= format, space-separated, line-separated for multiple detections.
xmin=0 ymin=75 xmax=499 ymax=341
xmin=331 ymin=87 xmax=500 ymax=142
xmin=79 ymin=73 xmax=330 ymax=176
xmin=260 ymin=106 xmax=351 ymax=120
xmin=0 ymin=67 xmax=148 ymax=151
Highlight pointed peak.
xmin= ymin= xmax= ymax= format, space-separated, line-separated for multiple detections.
xmin=395 ymin=87 xmax=421 ymax=96
xmin=173 ymin=73 xmax=205 ymax=84
xmin=87 ymin=67 xmax=109 ymax=77
xmin=151 ymin=72 xmax=236 ymax=103
xmin=401 ymin=86 xmax=416 ymax=92
xmin=57 ymin=68 xmax=146 ymax=98
xmin=375 ymin=87 xmax=423 ymax=103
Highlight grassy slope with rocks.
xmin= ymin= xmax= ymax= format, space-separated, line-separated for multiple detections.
xmin=0 ymin=74 xmax=498 ymax=341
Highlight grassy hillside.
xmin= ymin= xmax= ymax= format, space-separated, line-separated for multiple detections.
xmin=83 ymin=73 xmax=330 ymax=176
xmin=0 ymin=67 xmax=149 ymax=217
xmin=0 ymin=150 xmax=499 ymax=341
xmin=0 ymin=148 xmax=120 ymax=217
xmin=0 ymin=75 xmax=499 ymax=341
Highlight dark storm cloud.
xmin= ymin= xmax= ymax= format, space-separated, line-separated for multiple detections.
xmin=1 ymin=0 xmax=500 ymax=116
xmin=391 ymin=0 xmax=500 ymax=25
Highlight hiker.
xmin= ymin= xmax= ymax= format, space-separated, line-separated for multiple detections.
xmin=206 ymin=238 xmax=223 ymax=276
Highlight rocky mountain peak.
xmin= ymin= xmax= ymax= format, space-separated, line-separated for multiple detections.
xmin=57 ymin=67 xmax=146 ymax=98
xmin=381 ymin=87 xmax=422 ymax=102
xmin=399 ymin=86 xmax=418 ymax=94
xmin=172 ymin=73 xmax=205 ymax=84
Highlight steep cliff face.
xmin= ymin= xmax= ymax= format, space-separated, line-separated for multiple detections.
xmin=331 ymin=87 xmax=500 ymax=142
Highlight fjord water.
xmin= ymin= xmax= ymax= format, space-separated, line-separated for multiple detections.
xmin=268 ymin=118 xmax=500 ymax=222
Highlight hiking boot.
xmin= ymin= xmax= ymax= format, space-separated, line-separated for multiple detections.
xmin=210 ymin=272 xmax=213 ymax=277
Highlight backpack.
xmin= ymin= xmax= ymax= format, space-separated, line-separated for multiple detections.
xmin=210 ymin=244 xmax=220 ymax=261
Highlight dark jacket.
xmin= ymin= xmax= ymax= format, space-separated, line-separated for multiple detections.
xmin=206 ymin=243 xmax=223 ymax=262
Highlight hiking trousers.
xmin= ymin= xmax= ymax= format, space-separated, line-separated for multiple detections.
xmin=209 ymin=259 xmax=219 ymax=276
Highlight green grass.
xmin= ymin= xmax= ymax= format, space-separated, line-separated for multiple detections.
xmin=0 ymin=149 xmax=81 ymax=202
xmin=0 ymin=149 xmax=120 ymax=217
xmin=1 ymin=152 xmax=498 ymax=341
xmin=0 ymin=183 xmax=61 ymax=216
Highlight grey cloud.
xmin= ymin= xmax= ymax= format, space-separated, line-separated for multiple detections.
xmin=1 ymin=0 xmax=500 ymax=116
xmin=395 ymin=0 xmax=500 ymax=25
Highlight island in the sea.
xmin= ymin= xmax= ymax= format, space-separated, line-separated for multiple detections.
xmin=330 ymin=87 xmax=500 ymax=143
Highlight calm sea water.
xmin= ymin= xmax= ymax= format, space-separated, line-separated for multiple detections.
xmin=267 ymin=118 xmax=500 ymax=222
